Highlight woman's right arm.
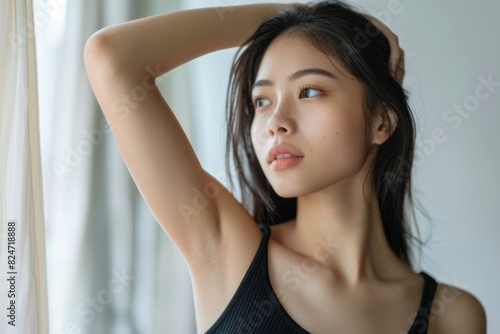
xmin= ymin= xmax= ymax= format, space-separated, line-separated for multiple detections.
xmin=83 ymin=4 xmax=287 ymax=262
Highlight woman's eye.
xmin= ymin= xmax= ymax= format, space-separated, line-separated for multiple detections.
xmin=254 ymin=98 xmax=271 ymax=109
xmin=301 ymin=87 xmax=321 ymax=98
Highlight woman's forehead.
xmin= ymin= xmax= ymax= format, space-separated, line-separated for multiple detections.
xmin=255 ymin=34 xmax=352 ymax=83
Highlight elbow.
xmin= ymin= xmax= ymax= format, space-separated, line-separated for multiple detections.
xmin=84 ymin=30 xmax=116 ymax=74
xmin=84 ymin=30 xmax=131 ymax=105
xmin=84 ymin=29 xmax=151 ymax=84
xmin=84 ymin=27 xmax=133 ymax=81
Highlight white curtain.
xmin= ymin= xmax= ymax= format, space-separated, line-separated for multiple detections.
xmin=35 ymin=0 xmax=195 ymax=333
xmin=0 ymin=0 xmax=49 ymax=333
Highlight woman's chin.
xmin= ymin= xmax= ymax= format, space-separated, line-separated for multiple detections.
xmin=271 ymin=184 xmax=307 ymax=199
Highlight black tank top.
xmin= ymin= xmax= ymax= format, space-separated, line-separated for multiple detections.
xmin=205 ymin=223 xmax=437 ymax=334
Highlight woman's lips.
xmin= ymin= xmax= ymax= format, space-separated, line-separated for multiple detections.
xmin=267 ymin=144 xmax=304 ymax=164
xmin=270 ymin=155 xmax=303 ymax=170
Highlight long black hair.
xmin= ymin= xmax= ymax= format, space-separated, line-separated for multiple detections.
xmin=226 ymin=1 xmax=420 ymax=265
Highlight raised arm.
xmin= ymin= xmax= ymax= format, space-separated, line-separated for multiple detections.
xmin=84 ymin=4 xmax=290 ymax=79
xmin=83 ymin=4 xmax=288 ymax=262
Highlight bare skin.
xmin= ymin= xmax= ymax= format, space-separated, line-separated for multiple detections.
xmin=84 ymin=3 xmax=486 ymax=334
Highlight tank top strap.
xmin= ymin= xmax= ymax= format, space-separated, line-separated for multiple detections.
xmin=258 ymin=223 xmax=272 ymax=242
xmin=419 ymin=272 xmax=438 ymax=311
xmin=407 ymin=271 xmax=438 ymax=334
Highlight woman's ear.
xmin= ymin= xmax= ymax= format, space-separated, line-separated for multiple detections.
xmin=371 ymin=109 xmax=398 ymax=145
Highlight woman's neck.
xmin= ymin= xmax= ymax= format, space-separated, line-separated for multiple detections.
xmin=285 ymin=171 xmax=410 ymax=286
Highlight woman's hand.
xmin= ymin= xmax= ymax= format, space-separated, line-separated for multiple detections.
xmin=282 ymin=3 xmax=405 ymax=85
xmin=364 ymin=14 xmax=405 ymax=84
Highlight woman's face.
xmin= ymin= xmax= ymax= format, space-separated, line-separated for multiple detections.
xmin=250 ymin=33 xmax=373 ymax=198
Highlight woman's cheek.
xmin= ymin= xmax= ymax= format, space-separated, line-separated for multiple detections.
xmin=335 ymin=126 xmax=369 ymax=170
xmin=316 ymin=120 xmax=361 ymax=167
xmin=251 ymin=121 xmax=267 ymax=160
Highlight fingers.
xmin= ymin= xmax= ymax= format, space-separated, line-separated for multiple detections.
xmin=387 ymin=35 xmax=400 ymax=72
xmin=364 ymin=14 xmax=405 ymax=84
xmin=389 ymin=45 xmax=405 ymax=84
xmin=394 ymin=48 xmax=405 ymax=85
xmin=378 ymin=26 xmax=403 ymax=82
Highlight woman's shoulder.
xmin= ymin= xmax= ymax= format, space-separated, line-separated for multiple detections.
xmin=428 ymin=280 xmax=486 ymax=334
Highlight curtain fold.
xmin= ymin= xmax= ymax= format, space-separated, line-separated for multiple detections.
xmin=1 ymin=0 xmax=49 ymax=333
xmin=34 ymin=0 xmax=196 ymax=332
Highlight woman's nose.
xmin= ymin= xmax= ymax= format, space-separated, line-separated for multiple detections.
xmin=266 ymin=105 xmax=295 ymax=137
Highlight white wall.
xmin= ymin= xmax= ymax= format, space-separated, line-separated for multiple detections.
xmin=180 ymin=0 xmax=500 ymax=332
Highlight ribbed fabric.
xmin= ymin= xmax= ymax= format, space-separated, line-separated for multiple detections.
xmin=205 ymin=224 xmax=437 ymax=334
xmin=407 ymin=272 xmax=438 ymax=334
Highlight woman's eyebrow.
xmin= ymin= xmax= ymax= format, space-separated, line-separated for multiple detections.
xmin=252 ymin=68 xmax=337 ymax=90
xmin=290 ymin=68 xmax=337 ymax=81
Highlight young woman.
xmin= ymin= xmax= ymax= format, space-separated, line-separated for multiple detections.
xmin=84 ymin=1 xmax=486 ymax=333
